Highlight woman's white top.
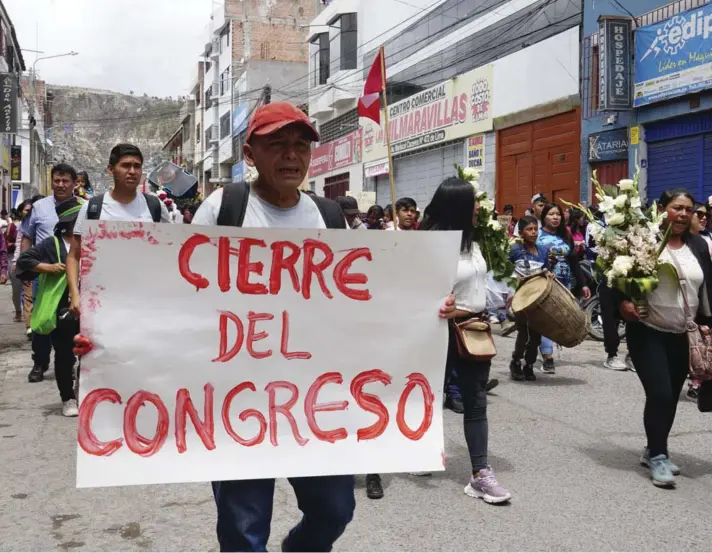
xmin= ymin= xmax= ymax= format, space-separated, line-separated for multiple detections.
xmin=645 ymin=244 xmax=704 ymax=333
xmin=453 ymin=242 xmax=488 ymax=314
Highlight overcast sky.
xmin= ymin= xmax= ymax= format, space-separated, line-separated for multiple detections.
xmin=6 ymin=0 xmax=216 ymax=97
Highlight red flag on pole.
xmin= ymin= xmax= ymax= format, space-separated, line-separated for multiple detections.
xmin=357 ymin=49 xmax=384 ymax=123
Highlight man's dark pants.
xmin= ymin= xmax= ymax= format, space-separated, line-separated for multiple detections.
xmin=598 ymin=282 xmax=621 ymax=358
xmin=212 ymin=475 xmax=355 ymax=552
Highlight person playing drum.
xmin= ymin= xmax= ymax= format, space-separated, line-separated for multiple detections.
xmin=508 ymin=215 xmax=552 ymax=381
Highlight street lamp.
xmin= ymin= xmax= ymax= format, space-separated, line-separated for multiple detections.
xmin=32 ymin=51 xmax=79 ymax=75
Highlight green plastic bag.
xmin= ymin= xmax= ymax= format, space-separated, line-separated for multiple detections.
xmin=31 ymin=237 xmax=67 ymax=336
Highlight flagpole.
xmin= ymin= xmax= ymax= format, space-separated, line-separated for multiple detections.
xmin=378 ymin=46 xmax=398 ymax=229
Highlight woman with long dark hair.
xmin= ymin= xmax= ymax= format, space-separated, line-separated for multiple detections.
xmin=619 ymin=189 xmax=712 ymax=488
xmin=420 ymin=176 xmax=511 ymax=504
xmin=535 ymin=203 xmax=591 ymax=373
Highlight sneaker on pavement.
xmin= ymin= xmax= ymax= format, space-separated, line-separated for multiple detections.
xmin=409 ymin=472 xmax=432 ymax=476
xmin=486 ymin=379 xmax=499 ymax=393
xmin=625 ymin=354 xmax=635 ymax=372
xmin=604 ymin=355 xmax=628 ymax=371
xmin=641 ymin=447 xmax=680 ymax=475
xmin=541 ymin=358 xmax=556 ymax=374
xmin=647 ymin=454 xmax=676 ymax=488
xmin=464 ymin=466 xmax=511 ymax=504
xmin=687 ymin=386 xmax=699 ymax=401
xmin=27 ymin=364 xmax=45 ymax=383
xmin=445 ymin=394 xmax=464 ymax=414
xmin=366 ymin=474 xmax=384 ymax=499
xmin=62 ymin=399 xmax=79 ymax=417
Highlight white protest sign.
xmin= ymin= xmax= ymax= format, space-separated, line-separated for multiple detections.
xmin=76 ymin=221 xmax=461 ymax=488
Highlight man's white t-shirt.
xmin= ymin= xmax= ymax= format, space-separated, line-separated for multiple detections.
xmin=73 ymin=192 xmax=171 ymax=236
xmin=192 ymin=187 xmax=327 ymax=229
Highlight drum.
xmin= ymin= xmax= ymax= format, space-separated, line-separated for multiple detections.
xmin=511 ymin=275 xmax=590 ymax=348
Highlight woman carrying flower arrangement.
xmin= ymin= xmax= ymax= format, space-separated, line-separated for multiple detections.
xmin=617 ymin=189 xmax=712 ymax=488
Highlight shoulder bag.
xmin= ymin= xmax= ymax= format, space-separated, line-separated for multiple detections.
xmin=668 ymin=250 xmax=712 ymax=384
xmin=452 ymin=317 xmax=497 ymax=361
xmin=31 ymin=237 xmax=68 ymax=336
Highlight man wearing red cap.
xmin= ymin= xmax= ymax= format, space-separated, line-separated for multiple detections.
xmin=192 ymin=102 xmax=459 ymax=552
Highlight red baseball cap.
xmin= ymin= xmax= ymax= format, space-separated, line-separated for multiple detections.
xmin=246 ymin=102 xmax=319 ymax=143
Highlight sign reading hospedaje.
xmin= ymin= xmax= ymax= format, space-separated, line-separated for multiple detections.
xmin=635 ymin=5 xmax=712 ymax=107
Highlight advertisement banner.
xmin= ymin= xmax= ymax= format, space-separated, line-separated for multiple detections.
xmin=232 ymin=104 xmax=249 ymax=137
xmin=634 ymin=5 xmax=712 ymax=107
xmin=0 ymin=73 xmax=17 ymax=133
xmin=465 ymin=134 xmax=485 ymax=170
xmin=598 ymin=17 xmax=633 ymax=110
xmin=588 ymin=128 xmax=629 ymax=162
xmin=309 ymin=129 xmax=362 ymax=178
xmin=364 ymin=160 xmax=390 ymax=178
xmin=75 ymin=222 xmax=460 ymax=487
xmin=362 ymin=65 xmax=493 ymax=163
xmin=10 ymin=146 xmax=20 ymax=181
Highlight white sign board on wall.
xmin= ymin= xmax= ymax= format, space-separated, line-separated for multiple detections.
xmin=76 ymin=222 xmax=461 ymax=488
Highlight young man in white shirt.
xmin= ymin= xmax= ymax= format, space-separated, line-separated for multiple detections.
xmin=67 ymin=144 xmax=171 ymax=314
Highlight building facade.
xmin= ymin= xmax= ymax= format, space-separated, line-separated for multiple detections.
xmin=0 ymin=2 xmax=25 ymax=210
xmin=191 ymin=0 xmax=315 ymax=195
xmin=307 ymin=0 xmax=582 ymax=214
xmin=581 ymin=0 xmax=712 ymax=204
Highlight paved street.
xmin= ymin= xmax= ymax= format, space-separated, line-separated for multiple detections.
xmin=1 ymin=283 xmax=711 ymax=552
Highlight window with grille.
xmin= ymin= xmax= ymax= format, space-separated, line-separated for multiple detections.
xmin=206 ymin=124 xmax=213 ymax=145
xmin=220 ymin=112 xmax=231 ymax=139
xmin=220 ymin=68 xmax=230 ymax=96
xmin=339 ymin=13 xmax=357 ymax=71
xmin=260 ymin=42 xmax=271 ymax=59
xmin=318 ymin=109 xmax=358 ymax=144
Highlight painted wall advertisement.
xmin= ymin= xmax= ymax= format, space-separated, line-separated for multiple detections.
xmin=635 ymin=5 xmax=712 ymax=107
xmin=598 ymin=17 xmax=633 ymax=110
xmin=10 ymin=145 xmax=21 ymax=181
xmin=361 ymin=65 xmax=493 ymax=163
xmin=465 ymin=134 xmax=485 ymax=170
xmin=309 ymin=129 xmax=362 ymax=178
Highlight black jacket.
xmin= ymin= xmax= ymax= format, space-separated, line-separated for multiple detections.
xmin=16 ymin=235 xmax=70 ymax=311
xmin=613 ymin=232 xmax=712 ymax=326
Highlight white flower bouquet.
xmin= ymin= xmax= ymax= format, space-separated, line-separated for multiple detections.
xmin=456 ymin=165 xmax=514 ymax=284
xmin=565 ymin=168 xmax=670 ymax=316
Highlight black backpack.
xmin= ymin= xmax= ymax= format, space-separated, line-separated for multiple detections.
xmin=216 ymin=181 xmax=346 ymax=229
xmin=86 ymin=192 xmax=162 ymax=222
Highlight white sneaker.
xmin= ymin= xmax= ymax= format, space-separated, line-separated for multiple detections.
xmin=604 ymin=356 xmax=628 ymax=371
xmin=62 ymin=399 xmax=79 ymax=417
xmin=409 ymin=472 xmax=432 ymax=476
xmin=625 ymin=354 xmax=635 ymax=372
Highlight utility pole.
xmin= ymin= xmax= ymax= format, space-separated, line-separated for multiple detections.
xmin=210 ymin=33 xmax=220 ymax=187
xmin=264 ymin=84 xmax=271 ymax=105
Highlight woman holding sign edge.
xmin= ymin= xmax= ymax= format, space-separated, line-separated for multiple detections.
xmin=420 ymin=176 xmax=512 ymax=505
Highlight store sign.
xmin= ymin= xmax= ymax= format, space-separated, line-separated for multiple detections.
xmin=10 ymin=146 xmax=21 ymax=181
xmin=361 ymin=65 xmax=493 ymax=163
xmin=364 ymin=160 xmax=389 ymax=178
xmin=232 ymin=104 xmax=249 ymax=137
xmin=309 ymin=129 xmax=362 ymax=177
xmin=598 ymin=17 xmax=633 ymax=110
xmin=588 ymin=128 xmax=629 ymax=162
xmin=0 ymin=73 xmax=17 ymax=133
xmin=466 ymin=134 xmax=485 ymax=170
xmin=635 ymin=5 xmax=712 ymax=107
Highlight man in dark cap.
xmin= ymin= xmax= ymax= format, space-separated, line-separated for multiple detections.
xmin=16 ymin=197 xmax=83 ymax=417
xmin=336 ymin=196 xmax=366 ymax=229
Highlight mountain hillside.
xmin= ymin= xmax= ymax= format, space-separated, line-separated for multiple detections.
xmin=48 ymin=85 xmax=184 ymax=193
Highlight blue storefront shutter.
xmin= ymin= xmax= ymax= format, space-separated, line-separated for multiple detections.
xmin=647 ymin=136 xmax=702 ymax=204
xmin=702 ymin=134 xmax=712 ymax=203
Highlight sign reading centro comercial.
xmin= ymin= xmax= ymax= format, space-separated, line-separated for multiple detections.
xmin=635 ymin=4 xmax=712 ymax=107
xmin=361 ymin=64 xmax=493 ymax=163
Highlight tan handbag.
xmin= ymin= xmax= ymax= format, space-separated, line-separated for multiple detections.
xmin=669 ymin=251 xmax=712 ymax=381
xmin=453 ymin=318 xmax=497 ymax=361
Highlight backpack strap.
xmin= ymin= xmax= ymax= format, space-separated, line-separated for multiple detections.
xmin=217 ymin=182 xmax=250 ymax=227
xmin=143 ymin=193 xmax=162 ymax=223
xmin=308 ymin=195 xmax=347 ymax=229
xmin=86 ymin=194 xmax=105 ymax=220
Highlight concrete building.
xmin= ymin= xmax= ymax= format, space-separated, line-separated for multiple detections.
xmin=0 ymin=2 xmax=25 ymax=210
xmin=307 ymin=0 xmax=581 ymax=216
xmin=162 ymin=99 xmax=196 ymax=174
xmin=191 ymin=0 xmax=316 ymax=195
xmin=581 ymin=0 xmax=712 ymax=205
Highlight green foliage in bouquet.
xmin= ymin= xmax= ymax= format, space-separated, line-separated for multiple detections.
xmin=455 ymin=164 xmax=514 ymax=285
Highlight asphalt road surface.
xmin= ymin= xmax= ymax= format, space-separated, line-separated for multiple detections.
xmin=1 ymin=285 xmax=711 ymax=551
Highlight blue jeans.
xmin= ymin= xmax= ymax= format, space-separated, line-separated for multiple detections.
xmin=212 ymin=475 xmax=355 ymax=552
xmin=540 ymin=336 xmax=554 ymax=356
